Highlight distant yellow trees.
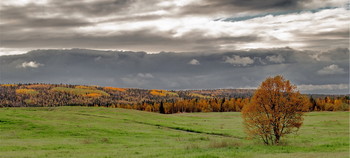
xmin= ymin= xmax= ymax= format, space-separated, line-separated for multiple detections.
xmin=126 ymin=98 xmax=251 ymax=114
xmin=15 ymin=89 xmax=39 ymax=95
xmin=86 ymin=93 xmax=102 ymax=97
xmin=149 ymin=90 xmax=179 ymax=97
xmin=314 ymin=97 xmax=348 ymax=111
xmin=103 ymin=87 xmax=126 ymax=92
xmin=150 ymin=90 xmax=167 ymax=96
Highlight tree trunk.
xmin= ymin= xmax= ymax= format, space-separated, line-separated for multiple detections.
xmin=274 ymin=134 xmax=280 ymax=145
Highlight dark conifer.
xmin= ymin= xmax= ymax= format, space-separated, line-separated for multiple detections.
xmin=159 ymin=101 xmax=165 ymax=114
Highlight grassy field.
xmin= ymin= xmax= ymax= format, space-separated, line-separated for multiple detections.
xmin=0 ymin=107 xmax=348 ymax=158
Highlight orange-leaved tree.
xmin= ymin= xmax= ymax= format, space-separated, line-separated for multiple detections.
xmin=242 ymin=75 xmax=308 ymax=145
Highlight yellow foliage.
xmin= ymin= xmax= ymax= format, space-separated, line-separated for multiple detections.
xmin=150 ymin=90 xmax=166 ymax=96
xmin=16 ymin=89 xmax=39 ymax=95
xmin=150 ymin=89 xmax=178 ymax=97
xmin=26 ymin=84 xmax=51 ymax=89
xmin=242 ymin=75 xmax=306 ymax=145
xmin=166 ymin=91 xmax=179 ymax=97
xmin=189 ymin=93 xmax=211 ymax=98
xmin=145 ymin=105 xmax=154 ymax=112
xmin=103 ymin=87 xmax=126 ymax=92
xmin=1 ymin=84 xmax=17 ymax=87
xmin=51 ymin=87 xmax=109 ymax=96
xmin=86 ymin=93 xmax=102 ymax=97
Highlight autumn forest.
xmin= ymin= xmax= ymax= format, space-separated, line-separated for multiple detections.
xmin=1 ymin=83 xmax=348 ymax=113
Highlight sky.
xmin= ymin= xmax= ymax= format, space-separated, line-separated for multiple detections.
xmin=0 ymin=0 xmax=349 ymax=94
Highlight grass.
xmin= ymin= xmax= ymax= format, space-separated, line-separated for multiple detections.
xmin=0 ymin=107 xmax=348 ymax=158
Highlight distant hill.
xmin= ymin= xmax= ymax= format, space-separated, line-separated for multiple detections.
xmin=0 ymin=83 xmax=253 ymax=107
xmin=1 ymin=83 xmax=348 ymax=113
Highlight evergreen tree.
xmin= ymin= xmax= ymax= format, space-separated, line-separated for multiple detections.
xmin=159 ymin=101 xmax=165 ymax=114
xmin=309 ymin=96 xmax=317 ymax=111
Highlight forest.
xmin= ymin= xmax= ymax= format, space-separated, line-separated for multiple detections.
xmin=0 ymin=83 xmax=349 ymax=113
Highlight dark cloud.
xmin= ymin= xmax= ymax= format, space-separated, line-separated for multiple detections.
xmin=51 ymin=0 xmax=134 ymax=16
xmin=3 ymin=17 xmax=90 ymax=28
xmin=0 ymin=0 xmax=135 ymax=17
xmin=290 ymin=27 xmax=350 ymax=50
xmin=178 ymin=0 xmax=311 ymax=16
xmin=0 ymin=48 xmax=348 ymax=94
xmin=0 ymin=27 xmax=260 ymax=52
xmin=228 ymin=0 xmax=306 ymax=9
xmin=0 ymin=2 xmax=91 ymax=41
xmin=0 ymin=0 xmax=149 ymax=28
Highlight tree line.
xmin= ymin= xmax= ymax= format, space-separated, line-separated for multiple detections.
xmin=0 ymin=84 xmax=348 ymax=113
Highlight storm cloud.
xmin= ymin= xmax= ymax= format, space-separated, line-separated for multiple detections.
xmin=0 ymin=48 xmax=348 ymax=94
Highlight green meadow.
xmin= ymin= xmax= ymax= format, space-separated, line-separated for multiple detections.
xmin=0 ymin=107 xmax=348 ymax=158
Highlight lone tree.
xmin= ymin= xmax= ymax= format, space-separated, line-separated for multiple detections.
xmin=242 ymin=75 xmax=308 ymax=145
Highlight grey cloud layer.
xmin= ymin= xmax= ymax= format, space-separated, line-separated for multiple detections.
xmin=0 ymin=0 xmax=348 ymax=53
xmin=0 ymin=48 xmax=348 ymax=94
xmin=0 ymin=26 xmax=259 ymax=52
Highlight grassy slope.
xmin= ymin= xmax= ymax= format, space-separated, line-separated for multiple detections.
xmin=0 ymin=107 xmax=348 ymax=158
